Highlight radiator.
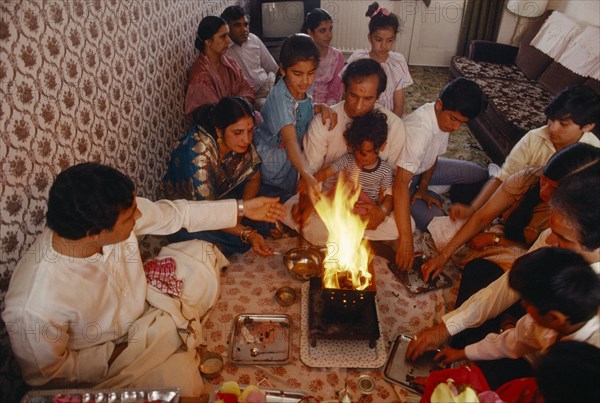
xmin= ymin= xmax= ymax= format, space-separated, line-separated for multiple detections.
xmin=321 ymin=0 xmax=415 ymax=57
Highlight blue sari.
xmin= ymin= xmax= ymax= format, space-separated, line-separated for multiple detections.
xmin=160 ymin=126 xmax=262 ymax=255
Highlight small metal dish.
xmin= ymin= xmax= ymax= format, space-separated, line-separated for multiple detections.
xmin=275 ymin=286 xmax=297 ymax=306
xmin=200 ymin=351 xmax=224 ymax=379
xmin=283 ymin=247 xmax=323 ymax=280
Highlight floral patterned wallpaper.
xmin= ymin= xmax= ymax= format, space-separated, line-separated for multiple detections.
xmin=0 ymin=0 xmax=246 ymax=345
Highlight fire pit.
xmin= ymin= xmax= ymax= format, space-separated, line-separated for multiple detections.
xmin=308 ymin=276 xmax=380 ymax=348
xmin=307 ymin=179 xmax=381 ymax=348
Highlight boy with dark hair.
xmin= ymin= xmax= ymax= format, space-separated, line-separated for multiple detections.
xmin=393 ymin=77 xmax=489 ymax=268
xmin=2 ymin=163 xmax=285 ymax=393
xmin=435 ymin=247 xmax=600 ymax=386
xmin=450 ymin=85 xmax=600 ymax=223
xmin=536 ymin=341 xmax=600 ymax=403
xmin=220 ymin=5 xmax=278 ymax=111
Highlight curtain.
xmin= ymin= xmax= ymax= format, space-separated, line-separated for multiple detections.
xmin=457 ymin=0 xmax=506 ymax=56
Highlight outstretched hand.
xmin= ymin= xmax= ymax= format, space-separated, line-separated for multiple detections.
xmin=243 ymin=197 xmax=286 ymax=223
xmin=421 ymin=254 xmax=448 ymax=283
xmin=249 ymin=232 xmax=274 ymax=256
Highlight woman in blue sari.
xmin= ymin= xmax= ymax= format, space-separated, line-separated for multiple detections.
xmin=161 ymin=96 xmax=273 ymax=256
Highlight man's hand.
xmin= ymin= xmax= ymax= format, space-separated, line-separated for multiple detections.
xmin=411 ymin=189 xmax=442 ymax=210
xmin=243 ymin=197 xmax=286 ymax=222
xmin=449 ymin=203 xmax=475 ymax=221
xmin=405 ymin=323 xmax=450 ymax=362
xmin=434 ymin=346 xmax=466 ymax=367
xmin=395 ymin=238 xmax=414 ymax=270
xmin=421 ymin=254 xmax=448 ymax=283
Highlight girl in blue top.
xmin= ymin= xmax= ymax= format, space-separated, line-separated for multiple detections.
xmin=254 ymin=33 xmax=337 ymax=202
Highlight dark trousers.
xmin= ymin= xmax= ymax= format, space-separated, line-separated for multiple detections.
xmin=450 ymin=258 xmax=531 ymax=389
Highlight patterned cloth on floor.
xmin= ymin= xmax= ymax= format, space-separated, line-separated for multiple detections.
xmin=143 ymin=257 xmax=182 ymax=298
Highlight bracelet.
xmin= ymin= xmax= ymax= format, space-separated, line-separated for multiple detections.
xmin=240 ymin=228 xmax=257 ymax=244
xmin=237 ymin=199 xmax=244 ymax=217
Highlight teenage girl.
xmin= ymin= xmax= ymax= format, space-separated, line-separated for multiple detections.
xmin=345 ymin=2 xmax=413 ymax=117
xmin=254 ymin=34 xmax=337 ymax=202
xmin=303 ymin=8 xmax=345 ymax=105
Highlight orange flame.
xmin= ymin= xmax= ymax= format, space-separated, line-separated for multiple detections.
xmin=314 ymin=178 xmax=372 ymax=290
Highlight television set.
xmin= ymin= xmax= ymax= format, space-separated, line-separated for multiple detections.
xmin=250 ymin=0 xmax=320 ymax=43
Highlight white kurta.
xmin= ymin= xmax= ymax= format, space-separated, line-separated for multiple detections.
xmin=2 ymin=197 xmax=237 ymax=394
xmin=443 ymin=229 xmax=600 ymax=336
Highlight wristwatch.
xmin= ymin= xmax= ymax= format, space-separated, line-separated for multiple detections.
xmin=493 ymin=235 xmax=501 ymax=245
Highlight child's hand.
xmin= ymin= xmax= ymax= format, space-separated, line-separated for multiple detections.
xmin=434 ymin=346 xmax=466 ymax=367
xmin=356 ymin=202 xmax=386 ymax=230
xmin=302 ymin=173 xmax=323 ymax=206
xmin=315 ymin=104 xmax=338 ymax=131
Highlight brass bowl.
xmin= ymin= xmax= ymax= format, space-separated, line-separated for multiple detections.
xmin=275 ymin=286 xmax=297 ymax=306
xmin=199 ymin=351 xmax=223 ymax=379
xmin=283 ymin=247 xmax=323 ymax=280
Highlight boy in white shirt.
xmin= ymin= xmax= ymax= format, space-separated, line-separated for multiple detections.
xmin=435 ymin=247 xmax=600 ymax=389
xmin=450 ymin=85 xmax=600 ymax=222
xmin=394 ymin=78 xmax=488 ymax=269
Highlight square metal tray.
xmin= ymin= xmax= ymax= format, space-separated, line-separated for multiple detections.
xmin=388 ymin=255 xmax=452 ymax=294
xmin=383 ymin=334 xmax=444 ymax=394
xmin=229 ymin=314 xmax=292 ymax=365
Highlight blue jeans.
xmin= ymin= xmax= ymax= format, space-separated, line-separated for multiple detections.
xmin=410 ymin=158 xmax=488 ymax=231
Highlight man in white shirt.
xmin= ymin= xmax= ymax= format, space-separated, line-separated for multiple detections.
xmin=2 ymin=163 xmax=285 ymax=394
xmin=406 ymin=165 xmax=600 ymax=366
xmin=221 ymin=5 xmax=278 ymax=111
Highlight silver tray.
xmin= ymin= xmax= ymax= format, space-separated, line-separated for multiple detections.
xmin=210 ymin=384 xmax=308 ymax=403
xmin=383 ymin=334 xmax=444 ymax=395
xmin=21 ymin=387 xmax=179 ymax=402
xmin=388 ymin=255 xmax=453 ymax=294
xmin=229 ymin=314 xmax=292 ymax=365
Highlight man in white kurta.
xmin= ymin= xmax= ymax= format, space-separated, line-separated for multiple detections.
xmin=2 ymin=165 xmax=284 ymax=395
